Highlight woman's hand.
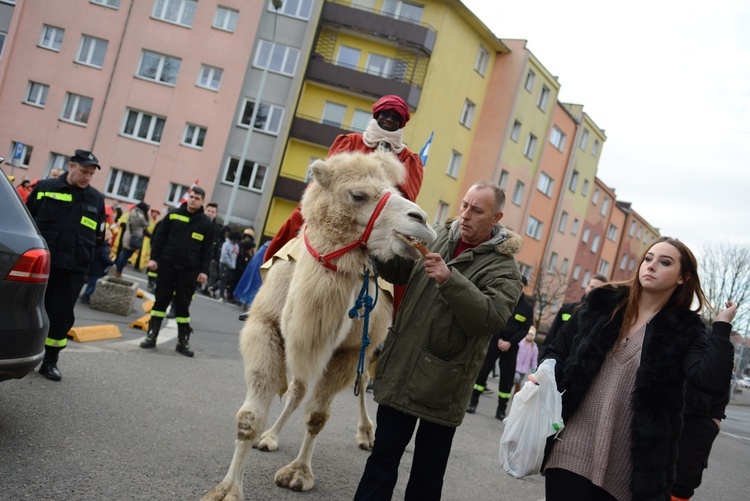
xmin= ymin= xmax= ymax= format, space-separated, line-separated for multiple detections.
xmin=528 ymin=374 xmax=538 ymax=384
xmin=715 ymin=301 xmax=737 ymax=324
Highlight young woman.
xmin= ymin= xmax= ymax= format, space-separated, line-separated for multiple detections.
xmin=540 ymin=236 xmax=736 ymax=500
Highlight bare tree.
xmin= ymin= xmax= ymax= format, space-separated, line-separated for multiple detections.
xmin=528 ymin=262 xmax=572 ymax=330
xmin=698 ymin=243 xmax=750 ymax=333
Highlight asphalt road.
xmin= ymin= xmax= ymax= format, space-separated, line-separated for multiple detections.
xmin=1 ymin=270 xmax=748 ymax=500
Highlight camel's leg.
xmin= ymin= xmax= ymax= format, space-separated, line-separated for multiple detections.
xmin=356 ymin=370 xmax=375 ymax=450
xmin=274 ymin=346 xmax=361 ymax=492
xmin=256 ymin=378 xmax=308 ymax=452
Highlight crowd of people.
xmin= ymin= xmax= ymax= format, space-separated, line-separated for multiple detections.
xmin=18 ymin=94 xmax=739 ymax=501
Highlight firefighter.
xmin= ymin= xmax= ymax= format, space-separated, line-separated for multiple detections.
xmin=26 ymin=149 xmax=106 ymax=381
xmin=140 ymin=187 xmax=212 ymax=357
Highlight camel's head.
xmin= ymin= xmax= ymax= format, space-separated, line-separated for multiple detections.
xmin=301 ymin=151 xmax=436 ymax=262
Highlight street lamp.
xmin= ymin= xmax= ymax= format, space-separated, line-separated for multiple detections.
xmin=224 ymin=0 xmax=283 ymax=226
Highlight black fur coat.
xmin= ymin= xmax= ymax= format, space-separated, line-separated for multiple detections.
xmin=543 ymin=285 xmax=734 ymax=500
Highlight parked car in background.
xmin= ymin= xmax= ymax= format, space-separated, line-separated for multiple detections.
xmin=0 ymin=158 xmax=50 ymax=381
xmin=738 ymin=376 xmax=750 ymax=390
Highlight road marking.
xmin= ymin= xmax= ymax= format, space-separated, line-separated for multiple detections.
xmin=720 ymin=431 xmax=750 ymax=442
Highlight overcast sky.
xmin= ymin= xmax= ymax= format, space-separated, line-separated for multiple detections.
xmin=462 ymin=0 xmax=750 ymax=252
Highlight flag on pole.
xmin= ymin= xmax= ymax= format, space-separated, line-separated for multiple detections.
xmin=178 ymin=179 xmax=199 ymax=206
xmin=419 ymin=131 xmax=434 ymax=167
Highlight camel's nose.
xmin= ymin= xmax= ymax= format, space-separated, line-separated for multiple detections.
xmin=408 ymin=210 xmax=427 ymax=225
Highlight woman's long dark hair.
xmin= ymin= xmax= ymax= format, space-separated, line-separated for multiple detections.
xmin=613 ymin=236 xmax=706 ymax=335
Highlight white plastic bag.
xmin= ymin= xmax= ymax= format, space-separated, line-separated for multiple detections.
xmin=499 ymin=358 xmax=564 ymax=478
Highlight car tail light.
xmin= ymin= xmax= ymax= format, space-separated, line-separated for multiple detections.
xmin=5 ymin=248 xmax=51 ymax=283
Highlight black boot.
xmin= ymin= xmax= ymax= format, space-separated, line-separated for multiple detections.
xmin=466 ymin=388 xmax=481 ymax=414
xmin=495 ymin=396 xmax=509 ymax=420
xmin=39 ymin=347 xmax=62 ymax=381
xmin=175 ymin=324 xmax=195 ymax=358
xmin=140 ymin=316 xmax=163 ymax=348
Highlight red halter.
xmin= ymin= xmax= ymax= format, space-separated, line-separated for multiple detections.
xmin=304 ymin=191 xmax=392 ymax=272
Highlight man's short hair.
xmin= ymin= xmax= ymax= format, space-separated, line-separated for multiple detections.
xmin=191 ymin=186 xmax=206 ymax=199
xmin=471 ymin=180 xmax=506 ymax=212
xmin=206 ymin=201 xmax=218 ymax=210
xmin=590 ymin=274 xmax=608 ymax=284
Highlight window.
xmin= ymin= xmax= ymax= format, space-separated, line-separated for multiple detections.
xmin=254 ymin=40 xmax=300 ymax=76
xmin=223 ymin=157 xmax=267 ymax=192
xmin=512 ymin=181 xmax=525 ymax=206
xmin=91 ymin=0 xmax=120 ymax=7
xmin=39 ymin=25 xmax=64 ymax=51
xmin=166 ymin=182 xmax=189 ymax=206
xmin=538 ymin=85 xmax=550 ymax=111
xmin=47 ymin=152 xmax=69 ymax=175
xmin=474 ymin=46 xmax=489 ymax=76
xmin=304 ymin=156 xmax=322 ymax=183
xmin=24 ymin=82 xmax=49 ymax=107
xmin=523 ymin=133 xmax=537 ymax=159
xmin=322 ymin=101 xmax=346 ymax=127
xmin=526 ymin=216 xmax=543 ymax=240
xmin=620 ymin=254 xmax=629 ymax=270
xmin=434 ymin=201 xmax=449 ymax=225
xmin=592 ymin=188 xmax=600 ymax=205
xmin=182 ymin=123 xmax=206 ymax=149
xmin=571 ymin=218 xmax=579 ymax=236
xmin=568 ymin=170 xmax=579 ymax=192
xmin=106 ymin=168 xmax=149 ymax=201
xmin=276 ymin=0 xmax=313 ymax=19
xmin=138 ymin=50 xmax=181 ymax=85
xmin=600 ymin=197 xmax=610 ymax=216
xmin=460 ymin=99 xmax=475 ymax=128
xmin=152 ymin=0 xmax=197 ymax=27
xmin=336 ymin=45 xmax=361 ymax=70
xmin=446 ymin=150 xmax=462 ymax=178
xmin=607 ymin=224 xmax=618 ymax=241
xmin=582 ymin=179 xmax=590 ymax=196
xmin=197 ymin=65 xmax=223 ymax=90
xmin=582 ymin=227 xmax=590 ymax=243
xmin=629 ymin=220 xmax=636 ymax=236
xmin=61 ymin=93 xmax=93 ymax=125
xmin=598 ymin=259 xmax=610 ymax=276
xmin=548 ymin=252 xmax=558 ymax=272
xmin=498 ymin=169 xmax=509 ymax=189
xmin=572 ymin=264 xmax=581 ymax=281
xmin=524 ymin=70 xmax=535 ymax=91
xmin=629 ymin=258 xmax=636 ymax=271
xmin=0 ymin=31 xmax=5 ymax=59
xmin=581 ymin=270 xmax=591 ymax=288
xmin=558 ymin=211 xmax=568 ymax=233
xmin=351 ymin=109 xmax=371 ymax=132
xmin=213 ymin=6 xmax=238 ymax=32
xmin=592 ymin=139 xmax=600 ymax=156
xmin=550 ymin=125 xmax=566 ymax=151
xmin=382 ymin=0 xmax=424 ymax=23
xmin=561 ymin=258 xmax=569 ymax=275
xmin=519 ymin=263 xmax=533 ymax=282
xmin=510 ymin=120 xmax=521 ymax=142
xmin=591 ymin=235 xmax=601 ymax=253
xmin=580 ymin=128 xmax=589 ymax=151
xmin=122 ymin=109 xmax=166 ymax=143
xmin=365 ymin=53 xmax=407 ymax=81
xmin=537 ymin=172 xmax=554 ymax=197
xmin=239 ymin=99 xmax=284 ymax=135
xmin=10 ymin=141 xmax=32 ymax=167
xmin=76 ymin=35 xmax=108 ymax=68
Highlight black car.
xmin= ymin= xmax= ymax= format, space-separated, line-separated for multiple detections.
xmin=0 ymin=160 xmax=50 ymax=381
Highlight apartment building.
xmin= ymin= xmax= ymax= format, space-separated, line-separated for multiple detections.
xmin=610 ymin=202 xmax=661 ymax=282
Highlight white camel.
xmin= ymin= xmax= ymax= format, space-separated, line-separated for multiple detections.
xmin=202 ymin=151 xmax=436 ymax=500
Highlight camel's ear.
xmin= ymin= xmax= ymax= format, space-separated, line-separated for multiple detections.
xmin=309 ymin=159 xmax=333 ymax=188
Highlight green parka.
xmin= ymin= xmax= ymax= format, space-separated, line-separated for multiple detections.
xmin=373 ymin=220 xmax=523 ymax=427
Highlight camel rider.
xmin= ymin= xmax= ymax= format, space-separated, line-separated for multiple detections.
xmin=141 ymin=187 xmax=212 ymax=357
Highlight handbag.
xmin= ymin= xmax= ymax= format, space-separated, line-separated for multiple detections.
xmin=499 ymin=358 xmax=564 ymax=478
xmin=129 ymin=234 xmax=144 ymax=249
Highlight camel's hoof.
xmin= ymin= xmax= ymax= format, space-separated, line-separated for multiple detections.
xmin=201 ymin=481 xmax=243 ymax=501
xmin=256 ymin=430 xmax=279 ymax=452
xmin=236 ymin=410 xmax=258 ymax=441
xmin=274 ymin=462 xmax=315 ymax=492
xmin=356 ymin=422 xmax=375 ymax=450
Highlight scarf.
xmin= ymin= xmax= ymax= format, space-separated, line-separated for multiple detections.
xmin=362 ymin=119 xmax=405 ymax=153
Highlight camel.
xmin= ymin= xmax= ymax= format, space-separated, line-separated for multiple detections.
xmin=202 ymin=151 xmax=437 ymax=500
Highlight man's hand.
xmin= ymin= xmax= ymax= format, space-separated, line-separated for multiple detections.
xmin=197 ymin=273 xmax=208 ymax=285
xmin=423 ymin=252 xmax=451 ymax=284
xmin=498 ymin=340 xmax=511 ymax=352
xmin=147 ymin=260 xmax=158 ymax=271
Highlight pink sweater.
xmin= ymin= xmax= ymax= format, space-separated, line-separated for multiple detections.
xmin=515 ymin=340 xmax=538 ymax=375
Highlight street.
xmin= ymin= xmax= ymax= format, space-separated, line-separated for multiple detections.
xmin=1 ymin=270 xmax=748 ymax=500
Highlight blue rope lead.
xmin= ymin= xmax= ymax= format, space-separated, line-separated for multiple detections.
xmin=349 ymin=259 xmax=379 ymax=397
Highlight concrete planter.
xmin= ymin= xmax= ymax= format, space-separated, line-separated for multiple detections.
xmin=90 ymin=276 xmax=138 ymax=316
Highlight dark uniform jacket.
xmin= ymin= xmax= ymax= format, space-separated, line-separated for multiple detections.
xmin=26 ymin=173 xmax=105 ymax=274
xmin=538 ymin=300 xmax=578 ymax=361
xmin=543 ymin=285 xmax=734 ymax=500
xmin=150 ymin=203 xmax=212 ymax=275
xmin=497 ymin=293 xmax=534 ymax=347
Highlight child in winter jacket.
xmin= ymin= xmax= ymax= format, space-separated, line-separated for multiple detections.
xmin=513 ymin=326 xmax=538 ymax=393
xmin=213 ymin=231 xmax=241 ymax=300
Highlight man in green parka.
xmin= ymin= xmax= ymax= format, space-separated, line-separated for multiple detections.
xmin=354 ymin=181 xmax=523 ymax=501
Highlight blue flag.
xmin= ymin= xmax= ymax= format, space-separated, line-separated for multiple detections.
xmin=419 ymin=131 xmax=434 ymax=167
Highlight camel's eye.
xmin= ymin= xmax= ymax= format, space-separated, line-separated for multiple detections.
xmin=350 ymin=192 xmax=367 ymax=203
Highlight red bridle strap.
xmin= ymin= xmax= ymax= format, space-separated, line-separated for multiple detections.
xmin=304 ymin=192 xmax=392 ymax=272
